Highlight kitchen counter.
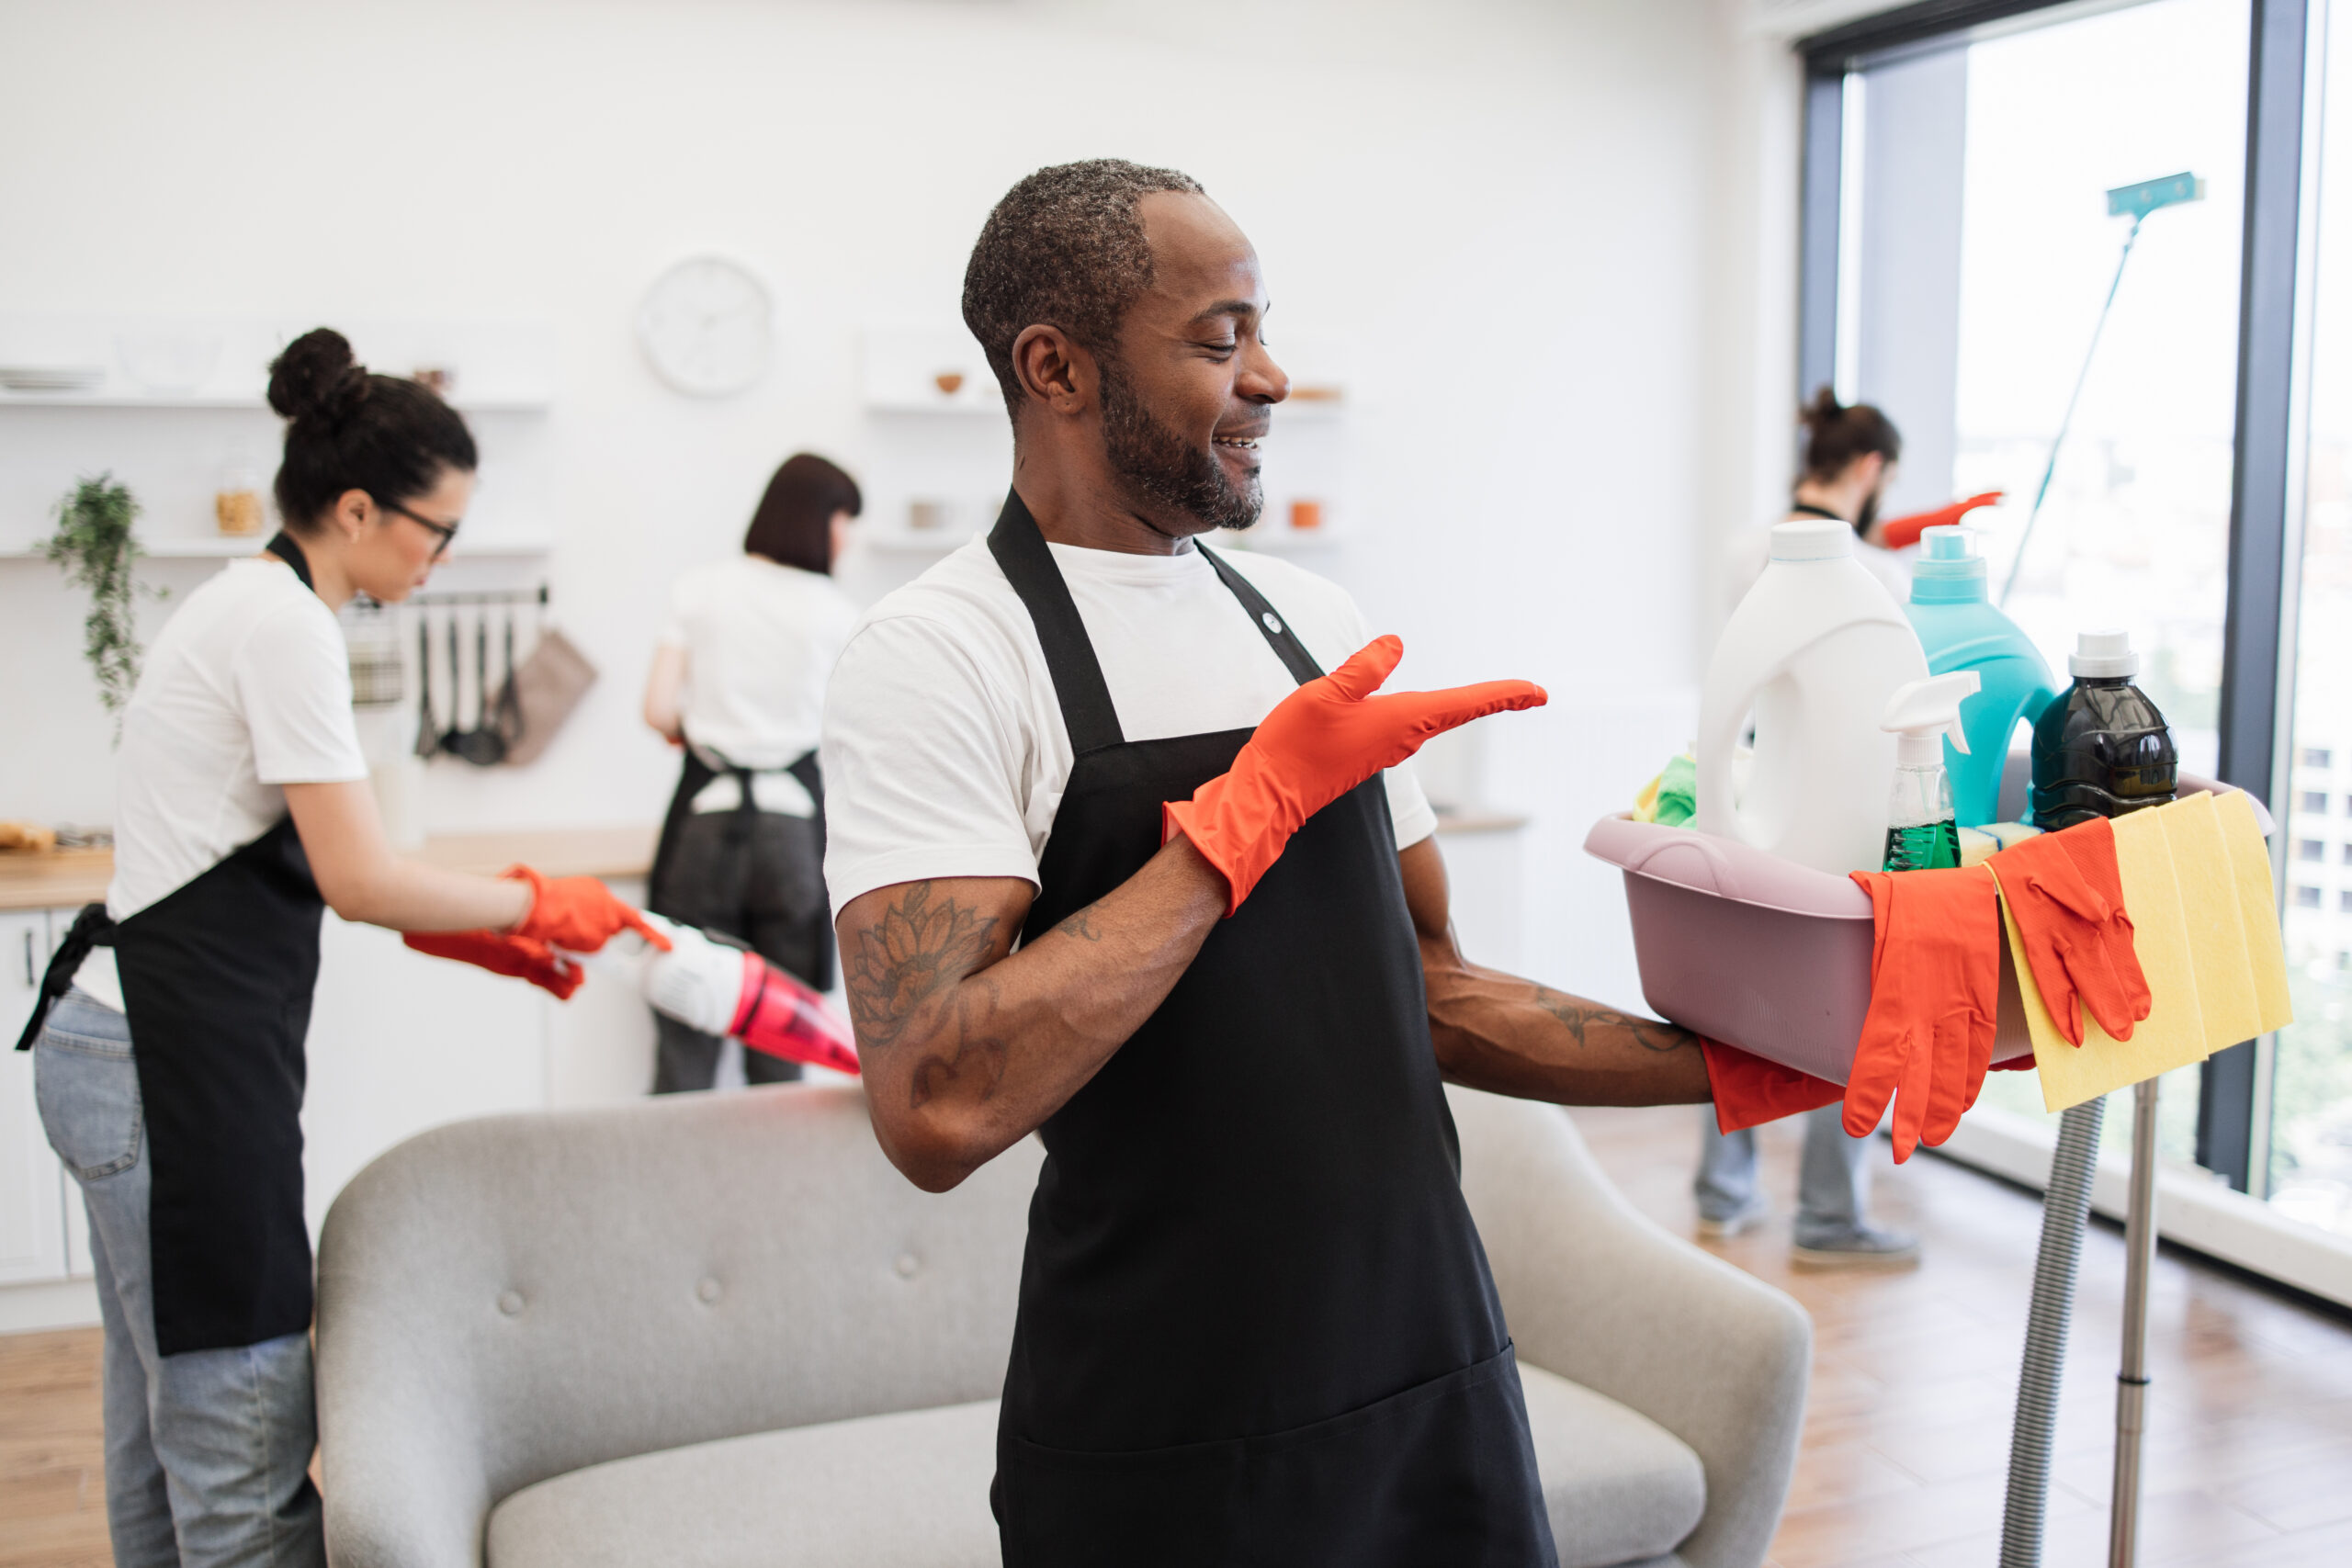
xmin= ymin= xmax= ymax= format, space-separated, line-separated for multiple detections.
xmin=0 ymin=814 xmax=1517 ymax=913
xmin=0 ymin=825 xmax=661 ymax=912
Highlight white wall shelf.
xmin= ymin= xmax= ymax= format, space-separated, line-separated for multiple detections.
xmin=1 ymin=533 xmax=555 ymax=561
xmin=0 ymin=390 xmax=549 ymax=414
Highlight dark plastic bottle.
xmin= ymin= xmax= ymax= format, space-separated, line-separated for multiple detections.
xmin=2030 ymin=629 xmax=2177 ymax=830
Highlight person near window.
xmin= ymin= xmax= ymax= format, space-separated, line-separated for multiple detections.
xmin=1699 ymin=389 xmax=1926 ymax=1269
xmin=19 ymin=328 xmax=652 ymax=1566
xmin=639 ymin=454 xmax=862 ymax=1093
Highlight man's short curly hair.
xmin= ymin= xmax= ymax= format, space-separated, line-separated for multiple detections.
xmin=962 ymin=158 xmax=1206 ymax=416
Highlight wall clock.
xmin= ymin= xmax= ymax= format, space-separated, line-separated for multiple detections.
xmin=637 ymin=254 xmax=773 ymax=397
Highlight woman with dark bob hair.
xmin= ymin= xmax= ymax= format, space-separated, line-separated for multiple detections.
xmin=640 ymin=453 xmax=862 ymax=1092
xmin=22 ymin=328 xmax=661 ymax=1563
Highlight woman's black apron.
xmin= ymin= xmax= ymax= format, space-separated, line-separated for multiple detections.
xmin=16 ymin=531 xmax=328 ymax=1357
xmin=646 ymin=743 xmax=832 ymax=986
xmin=985 ymin=493 xmax=1555 ymax=1567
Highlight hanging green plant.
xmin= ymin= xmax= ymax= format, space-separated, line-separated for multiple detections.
xmin=43 ymin=474 xmax=164 ymax=735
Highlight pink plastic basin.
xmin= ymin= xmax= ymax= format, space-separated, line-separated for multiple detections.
xmin=1580 ymin=765 xmax=2263 ymax=1086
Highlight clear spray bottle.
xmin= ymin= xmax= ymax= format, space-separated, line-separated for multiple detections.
xmin=1880 ymin=671 xmax=1981 ymax=872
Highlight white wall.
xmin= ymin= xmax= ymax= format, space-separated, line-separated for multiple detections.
xmin=0 ymin=0 xmax=1763 ymax=1005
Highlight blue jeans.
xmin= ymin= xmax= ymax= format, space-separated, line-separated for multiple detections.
xmin=1693 ymin=1101 xmax=1871 ymax=1245
xmin=33 ymin=990 xmax=326 ymax=1568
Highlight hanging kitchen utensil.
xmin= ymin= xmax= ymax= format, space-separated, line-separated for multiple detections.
xmin=413 ymin=614 xmax=442 ymax=760
xmin=437 ymin=612 xmax=469 ymax=756
xmin=452 ymin=609 xmax=509 ymax=766
xmin=492 ymin=605 xmax=526 ymax=752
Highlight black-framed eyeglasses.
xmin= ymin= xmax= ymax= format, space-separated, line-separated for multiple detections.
xmin=380 ymin=500 xmax=461 ymax=559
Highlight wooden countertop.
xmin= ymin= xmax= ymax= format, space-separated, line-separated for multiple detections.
xmin=0 ymin=825 xmax=662 ymax=913
xmin=0 ymin=813 xmax=1521 ymax=914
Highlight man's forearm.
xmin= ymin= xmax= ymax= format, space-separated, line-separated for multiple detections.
xmin=1422 ymin=945 xmax=1712 ymax=1106
xmin=841 ymin=836 xmax=1226 ymax=1190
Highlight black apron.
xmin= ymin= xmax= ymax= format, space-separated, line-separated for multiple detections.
xmin=647 ymin=743 xmax=832 ymax=987
xmin=19 ymin=532 xmax=329 ymax=1357
xmin=985 ymin=493 xmax=1555 ymax=1567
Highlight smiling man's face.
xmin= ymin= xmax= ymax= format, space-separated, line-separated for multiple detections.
xmin=1098 ymin=191 xmax=1290 ymax=536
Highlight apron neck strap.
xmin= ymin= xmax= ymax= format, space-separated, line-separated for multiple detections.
xmin=988 ymin=491 xmax=1125 ymax=753
xmin=1193 ymin=543 xmax=1325 ymax=684
xmin=1787 ymin=501 xmax=1845 ymax=524
xmin=987 ymin=490 xmax=1333 ymax=754
xmin=263 ymin=530 xmax=316 ymax=592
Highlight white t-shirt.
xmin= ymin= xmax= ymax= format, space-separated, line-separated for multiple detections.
xmin=75 ymin=558 xmax=369 ymax=1010
xmin=658 ymin=555 xmax=860 ymax=816
xmin=821 ymin=535 xmax=1435 ymax=919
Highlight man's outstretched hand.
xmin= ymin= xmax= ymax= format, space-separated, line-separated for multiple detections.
xmin=1165 ymin=635 xmax=1546 ymax=915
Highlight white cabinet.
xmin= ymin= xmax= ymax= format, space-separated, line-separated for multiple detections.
xmin=0 ymin=910 xmax=69 ymax=1286
xmin=300 ymin=914 xmax=552 ymax=1239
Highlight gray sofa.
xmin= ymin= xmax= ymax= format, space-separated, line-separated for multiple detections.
xmin=316 ymin=1084 xmax=1808 ymax=1568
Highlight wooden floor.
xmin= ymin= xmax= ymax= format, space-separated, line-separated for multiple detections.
xmin=1574 ymin=1105 xmax=2352 ymax=1568
xmin=3 ymin=1107 xmax=2348 ymax=1566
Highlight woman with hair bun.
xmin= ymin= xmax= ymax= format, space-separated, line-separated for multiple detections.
xmin=19 ymin=328 xmax=662 ymax=1564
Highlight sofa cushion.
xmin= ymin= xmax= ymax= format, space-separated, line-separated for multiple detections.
xmin=487 ymin=1399 xmax=1001 ymax=1568
xmin=486 ymin=1367 xmax=1702 ymax=1568
xmin=1520 ymin=1362 xmax=1706 ymax=1568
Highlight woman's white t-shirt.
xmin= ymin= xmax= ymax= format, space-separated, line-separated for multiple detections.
xmin=658 ymin=555 xmax=860 ymax=818
xmin=75 ymin=558 xmax=368 ymax=1009
xmin=820 ymin=536 xmax=1434 ymax=920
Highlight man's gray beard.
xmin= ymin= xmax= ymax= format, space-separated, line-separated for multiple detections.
xmin=1100 ymin=358 xmax=1262 ymax=532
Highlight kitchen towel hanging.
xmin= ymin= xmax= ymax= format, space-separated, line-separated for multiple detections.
xmin=497 ymin=624 xmax=596 ymax=767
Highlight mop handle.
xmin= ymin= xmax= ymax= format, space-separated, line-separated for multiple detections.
xmin=2000 ymin=214 xmax=2143 ymax=608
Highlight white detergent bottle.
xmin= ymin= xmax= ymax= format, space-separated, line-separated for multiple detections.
xmin=1695 ymin=519 xmax=1930 ymax=874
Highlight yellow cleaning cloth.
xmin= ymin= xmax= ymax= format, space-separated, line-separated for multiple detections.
xmin=2214 ymin=789 xmax=2295 ymax=1034
xmin=2165 ymin=793 xmax=2264 ymax=1051
xmin=1999 ymin=802 xmax=2210 ymax=1111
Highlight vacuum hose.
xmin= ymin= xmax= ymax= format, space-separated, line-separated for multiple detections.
xmin=1999 ymin=1095 xmax=2106 ymax=1568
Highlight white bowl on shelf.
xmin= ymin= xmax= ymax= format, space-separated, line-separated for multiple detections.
xmin=118 ymin=333 xmax=223 ymax=395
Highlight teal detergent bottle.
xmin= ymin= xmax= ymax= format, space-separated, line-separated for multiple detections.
xmin=1903 ymin=526 xmax=2062 ymax=827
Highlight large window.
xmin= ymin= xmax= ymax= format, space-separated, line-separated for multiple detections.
xmin=1802 ymin=0 xmax=2347 ymax=1268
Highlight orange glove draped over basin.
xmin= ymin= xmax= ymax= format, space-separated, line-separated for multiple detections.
xmin=1702 ymin=866 xmax=2006 ymax=1159
xmin=1164 ymin=635 xmax=1547 ymax=915
xmin=1983 ymin=817 xmax=2153 ymax=1047
xmin=1845 ymin=864 xmax=2004 ymax=1162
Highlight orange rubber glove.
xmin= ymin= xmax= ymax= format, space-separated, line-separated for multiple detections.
xmin=503 ymin=864 xmax=671 ymax=954
xmin=403 ymin=929 xmax=583 ymax=1000
xmin=1880 ymin=491 xmax=2005 ymax=551
xmin=1701 ymin=1038 xmax=1843 ymax=1134
xmin=1164 ymin=636 xmax=1546 ymax=915
xmin=1984 ymin=818 xmax=2150 ymax=1046
xmin=1845 ymin=864 xmax=2003 ymax=1162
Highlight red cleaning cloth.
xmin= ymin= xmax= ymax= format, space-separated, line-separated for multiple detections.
xmin=1880 ymin=491 xmax=2004 ymax=551
xmin=1984 ymin=818 xmax=2152 ymax=1046
xmin=1701 ymin=1038 xmax=1842 ymax=1135
xmin=1846 ymin=864 xmax=2004 ymax=1162
xmin=403 ymin=929 xmax=582 ymax=999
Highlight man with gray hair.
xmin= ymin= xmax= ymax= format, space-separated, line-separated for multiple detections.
xmin=820 ymin=159 xmax=1713 ymax=1563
